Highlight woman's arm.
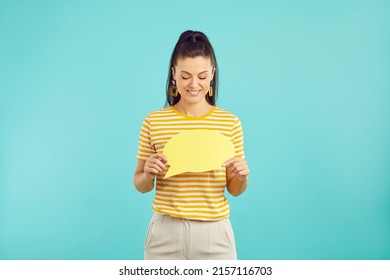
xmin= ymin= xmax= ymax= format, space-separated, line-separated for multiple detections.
xmin=224 ymin=158 xmax=249 ymax=196
xmin=134 ymin=153 xmax=168 ymax=193
xmin=134 ymin=159 xmax=155 ymax=193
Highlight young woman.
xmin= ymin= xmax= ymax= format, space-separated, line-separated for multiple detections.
xmin=134 ymin=30 xmax=249 ymax=260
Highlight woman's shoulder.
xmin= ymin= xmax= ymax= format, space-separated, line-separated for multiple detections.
xmin=213 ymin=106 xmax=240 ymax=121
xmin=144 ymin=106 xmax=174 ymax=119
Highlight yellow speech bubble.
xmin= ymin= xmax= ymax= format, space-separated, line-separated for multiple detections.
xmin=163 ymin=130 xmax=235 ymax=179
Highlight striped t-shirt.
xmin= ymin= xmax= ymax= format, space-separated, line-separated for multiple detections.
xmin=137 ymin=106 xmax=245 ymax=221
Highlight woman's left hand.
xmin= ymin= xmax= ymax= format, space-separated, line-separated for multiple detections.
xmin=223 ymin=158 xmax=249 ymax=182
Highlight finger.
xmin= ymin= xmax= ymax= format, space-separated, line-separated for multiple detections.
xmin=145 ymin=166 xmax=159 ymax=175
xmin=230 ymin=160 xmax=247 ymax=168
xmin=151 ymin=161 xmax=166 ymax=173
xmin=150 ymin=158 xmax=168 ymax=171
xmin=145 ymin=159 xmax=164 ymax=172
xmin=227 ymin=161 xmax=246 ymax=172
xmin=223 ymin=157 xmax=242 ymax=167
xmin=228 ymin=164 xmax=239 ymax=174
xmin=155 ymin=154 xmax=169 ymax=167
xmin=229 ymin=158 xmax=245 ymax=167
xmin=154 ymin=153 xmax=169 ymax=163
xmin=230 ymin=166 xmax=240 ymax=174
xmin=145 ymin=165 xmax=161 ymax=174
xmin=234 ymin=165 xmax=246 ymax=172
xmin=231 ymin=164 xmax=249 ymax=175
xmin=236 ymin=168 xmax=249 ymax=176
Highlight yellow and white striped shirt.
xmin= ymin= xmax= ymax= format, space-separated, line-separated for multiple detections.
xmin=137 ymin=106 xmax=245 ymax=221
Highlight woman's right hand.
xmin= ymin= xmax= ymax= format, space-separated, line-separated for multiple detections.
xmin=143 ymin=153 xmax=169 ymax=180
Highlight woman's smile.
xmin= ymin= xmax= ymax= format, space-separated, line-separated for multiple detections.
xmin=187 ymin=89 xmax=202 ymax=96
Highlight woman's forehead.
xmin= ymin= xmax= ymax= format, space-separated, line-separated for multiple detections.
xmin=175 ymin=56 xmax=213 ymax=72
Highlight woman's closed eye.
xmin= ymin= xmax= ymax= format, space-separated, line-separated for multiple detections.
xmin=181 ymin=76 xmax=207 ymax=80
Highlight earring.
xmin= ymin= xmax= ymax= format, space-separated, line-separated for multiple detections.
xmin=169 ymin=80 xmax=178 ymax=97
xmin=208 ymin=80 xmax=214 ymax=97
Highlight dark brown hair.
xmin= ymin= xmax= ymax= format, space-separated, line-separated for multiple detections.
xmin=165 ymin=30 xmax=219 ymax=106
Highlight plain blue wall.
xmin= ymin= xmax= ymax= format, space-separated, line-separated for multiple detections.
xmin=0 ymin=0 xmax=389 ymax=259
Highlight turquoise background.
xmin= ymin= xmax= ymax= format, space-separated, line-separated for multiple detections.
xmin=1 ymin=0 xmax=389 ymax=260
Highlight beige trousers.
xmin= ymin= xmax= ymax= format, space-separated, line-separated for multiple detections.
xmin=144 ymin=213 xmax=237 ymax=260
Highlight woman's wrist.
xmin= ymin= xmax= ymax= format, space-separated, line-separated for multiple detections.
xmin=145 ymin=172 xmax=155 ymax=181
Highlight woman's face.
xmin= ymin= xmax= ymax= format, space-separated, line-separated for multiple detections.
xmin=172 ymin=56 xmax=214 ymax=106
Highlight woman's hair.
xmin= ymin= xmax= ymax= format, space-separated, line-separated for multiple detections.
xmin=165 ymin=30 xmax=219 ymax=107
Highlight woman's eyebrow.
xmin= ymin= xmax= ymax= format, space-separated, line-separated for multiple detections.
xmin=180 ymin=70 xmax=208 ymax=75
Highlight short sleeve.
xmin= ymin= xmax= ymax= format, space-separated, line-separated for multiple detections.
xmin=136 ymin=116 xmax=156 ymax=160
xmin=232 ymin=117 xmax=245 ymax=159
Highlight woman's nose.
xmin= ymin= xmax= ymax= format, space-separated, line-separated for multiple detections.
xmin=189 ymin=77 xmax=199 ymax=87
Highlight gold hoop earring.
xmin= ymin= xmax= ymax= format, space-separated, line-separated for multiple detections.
xmin=169 ymin=85 xmax=178 ymax=97
xmin=169 ymin=80 xmax=178 ymax=97
xmin=208 ymin=86 xmax=213 ymax=97
xmin=208 ymin=80 xmax=214 ymax=97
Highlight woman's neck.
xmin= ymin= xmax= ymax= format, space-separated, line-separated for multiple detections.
xmin=173 ymin=101 xmax=213 ymax=117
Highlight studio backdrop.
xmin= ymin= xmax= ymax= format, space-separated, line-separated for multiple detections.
xmin=0 ymin=0 xmax=389 ymax=259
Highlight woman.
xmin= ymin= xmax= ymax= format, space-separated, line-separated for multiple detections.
xmin=134 ymin=30 xmax=249 ymax=260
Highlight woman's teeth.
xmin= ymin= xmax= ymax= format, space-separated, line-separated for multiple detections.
xmin=188 ymin=90 xmax=200 ymax=95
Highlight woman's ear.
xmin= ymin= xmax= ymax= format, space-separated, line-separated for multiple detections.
xmin=171 ymin=67 xmax=176 ymax=80
xmin=211 ymin=67 xmax=215 ymax=80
